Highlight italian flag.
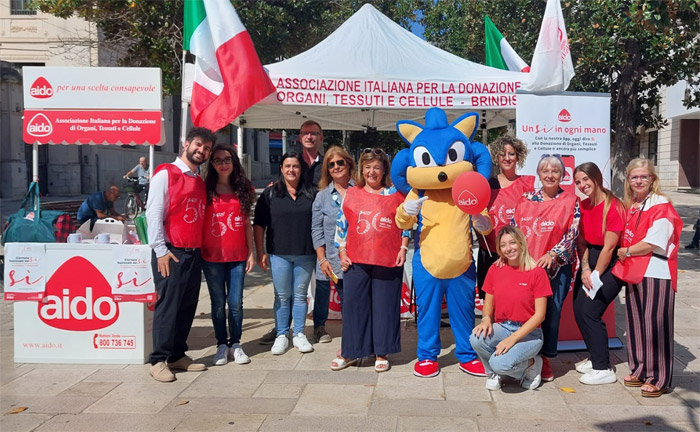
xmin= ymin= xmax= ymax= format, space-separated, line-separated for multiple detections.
xmin=184 ymin=0 xmax=275 ymax=132
xmin=484 ymin=15 xmax=530 ymax=73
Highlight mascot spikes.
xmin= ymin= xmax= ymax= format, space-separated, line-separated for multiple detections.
xmin=392 ymin=107 xmax=493 ymax=378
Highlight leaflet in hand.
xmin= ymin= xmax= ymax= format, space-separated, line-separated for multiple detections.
xmin=584 ymin=270 xmax=604 ymax=300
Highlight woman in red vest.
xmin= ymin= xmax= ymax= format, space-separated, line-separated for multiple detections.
xmin=572 ymin=162 xmax=625 ymax=385
xmin=201 ymin=144 xmax=256 ymax=366
xmin=613 ymin=158 xmax=682 ymax=397
xmin=331 ymin=148 xmax=409 ymax=373
xmin=511 ymin=155 xmax=580 ymax=382
xmin=477 ymin=135 xmax=535 ymax=300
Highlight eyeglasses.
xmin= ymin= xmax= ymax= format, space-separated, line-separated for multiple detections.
xmin=300 ymin=131 xmax=321 ymax=137
xmin=362 ymin=148 xmax=385 ymax=155
xmin=328 ymin=159 xmax=346 ymax=169
xmin=628 ymin=175 xmax=651 ymax=182
xmin=212 ymin=157 xmax=233 ymax=166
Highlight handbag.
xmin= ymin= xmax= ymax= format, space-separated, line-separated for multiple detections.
xmin=1 ymin=182 xmax=65 ymax=245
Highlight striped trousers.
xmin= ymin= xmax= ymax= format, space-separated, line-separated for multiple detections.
xmin=625 ymin=277 xmax=675 ymax=388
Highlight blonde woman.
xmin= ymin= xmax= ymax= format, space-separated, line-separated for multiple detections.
xmin=311 ymin=146 xmax=356 ymax=343
xmin=613 ymin=158 xmax=682 ymax=397
xmin=470 ymin=226 xmax=552 ymax=391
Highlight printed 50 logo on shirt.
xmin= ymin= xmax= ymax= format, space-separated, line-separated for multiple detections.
xmin=356 ymin=210 xmax=394 ymax=234
xmin=39 ymin=256 xmax=119 ymax=331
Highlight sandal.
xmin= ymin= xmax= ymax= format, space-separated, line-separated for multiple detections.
xmin=641 ymin=384 xmax=669 ymax=398
xmin=374 ymin=358 xmax=390 ymax=373
xmin=330 ymin=357 xmax=358 ymax=371
xmin=623 ymin=375 xmax=644 ymax=387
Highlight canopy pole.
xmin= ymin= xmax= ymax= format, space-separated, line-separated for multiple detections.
xmin=237 ymin=126 xmax=244 ymax=160
xmin=149 ymin=145 xmax=155 ymax=179
xmin=282 ymin=130 xmax=287 ymax=154
xmin=179 ymin=50 xmax=189 ymax=153
xmin=32 ymin=143 xmax=39 ymax=183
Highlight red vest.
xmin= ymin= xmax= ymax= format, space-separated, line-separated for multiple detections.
xmin=202 ymin=194 xmax=248 ymax=262
xmin=612 ymin=198 xmax=682 ymax=290
xmin=343 ymin=187 xmax=404 ymax=267
xmin=513 ymin=191 xmax=578 ymax=259
xmin=155 ymin=163 xmax=206 ymax=248
xmin=479 ymin=175 xmax=535 ymax=251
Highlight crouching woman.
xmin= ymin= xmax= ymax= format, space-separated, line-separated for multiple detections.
xmin=469 ymin=226 xmax=552 ymax=391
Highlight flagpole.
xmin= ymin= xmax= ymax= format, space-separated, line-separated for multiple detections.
xmin=179 ymin=50 xmax=189 ymax=153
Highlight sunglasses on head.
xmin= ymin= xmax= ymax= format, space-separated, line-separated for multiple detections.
xmin=362 ymin=148 xmax=385 ymax=155
xmin=328 ymin=159 xmax=346 ymax=169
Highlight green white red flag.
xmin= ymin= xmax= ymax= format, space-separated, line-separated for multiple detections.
xmin=184 ymin=0 xmax=275 ymax=131
xmin=484 ymin=15 xmax=530 ymax=73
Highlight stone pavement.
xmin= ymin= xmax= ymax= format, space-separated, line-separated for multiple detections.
xmin=0 ymin=191 xmax=698 ymax=431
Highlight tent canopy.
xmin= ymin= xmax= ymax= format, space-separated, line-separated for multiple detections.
xmin=238 ymin=4 xmax=527 ymax=131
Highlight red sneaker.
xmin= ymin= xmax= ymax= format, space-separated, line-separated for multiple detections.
xmin=541 ymin=356 xmax=554 ymax=382
xmin=459 ymin=359 xmax=488 ymax=377
xmin=413 ymin=359 xmax=440 ymax=378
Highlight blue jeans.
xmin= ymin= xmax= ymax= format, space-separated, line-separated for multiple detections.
xmin=470 ymin=321 xmax=544 ymax=379
xmin=202 ymin=261 xmax=246 ymax=347
xmin=270 ymin=254 xmax=315 ymax=336
xmin=314 ymin=278 xmax=344 ymax=327
xmin=541 ymin=264 xmax=573 ymax=357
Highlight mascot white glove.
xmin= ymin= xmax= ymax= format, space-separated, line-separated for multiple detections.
xmin=403 ymin=196 xmax=428 ymax=216
xmin=472 ymin=214 xmax=491 ymax=232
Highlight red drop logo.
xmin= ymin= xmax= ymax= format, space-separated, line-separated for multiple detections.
xmin=29 ymin=77 xmax=54 ymax=98
xmin=38 ymin=256 xmax=119 ymax=331
xmin=558 ymin=109 xmax=572 ymax=122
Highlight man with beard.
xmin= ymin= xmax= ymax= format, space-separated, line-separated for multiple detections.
xmin=146 ymin=127 xmax=215 ymax=382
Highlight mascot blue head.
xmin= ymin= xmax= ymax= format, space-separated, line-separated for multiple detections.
xmin=390 ymin=108 xmax=492 ymax=195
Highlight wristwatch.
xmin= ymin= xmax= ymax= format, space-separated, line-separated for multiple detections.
xmin=625 ymin=248 xmax=631 ymax=257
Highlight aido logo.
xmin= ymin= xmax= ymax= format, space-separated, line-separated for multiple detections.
xmin=39 ymin=256 xmax=119 ymax=331
xmin=557 ymin=109 xmax=572 ymax=122
xmin=26 ymin=113 xmax=53 ymax=137
xmin=29 ymin=77 xmax=54 ymax=98
xmin=562 ymin=167 xmax=574 ymax=185
xmin=457 ymin=190 xmax=480 ymax=212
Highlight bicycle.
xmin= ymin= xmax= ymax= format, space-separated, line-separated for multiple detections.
xmin=123 ymin=177 xmax=147 ymax=219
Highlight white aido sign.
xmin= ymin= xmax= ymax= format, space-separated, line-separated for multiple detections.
xmin=516 ymin=92 xmax=611 ymax=192
xmin=13 ymin=244 xmax=153 ymax=364
xmin=23 ymin=67 xmax=161 ymax=110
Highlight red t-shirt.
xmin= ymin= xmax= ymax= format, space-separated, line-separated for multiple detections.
xmin=580 ymin=198 xmax=624 ymax=246
xmin=482 ymin=265 xmax=552 ymax=323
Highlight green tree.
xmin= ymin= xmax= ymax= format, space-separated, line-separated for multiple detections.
xmin=420 ymin=0 xmax=700 ymax=190
xmin=37 ymin=0 xmax=419 ymax=93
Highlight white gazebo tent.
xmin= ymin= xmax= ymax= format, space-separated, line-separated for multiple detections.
xmin=236 ymin=4 xmax=527 ymax=136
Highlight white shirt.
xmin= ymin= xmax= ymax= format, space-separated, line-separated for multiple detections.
xmin=146 ymin=158 xmax=199 ymax=258
xmin=640 ymin=194 xmax=675 ymax=280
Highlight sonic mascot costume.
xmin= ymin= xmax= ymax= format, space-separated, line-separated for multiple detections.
xmin=392 ymin=108 xmax=493 ymax=378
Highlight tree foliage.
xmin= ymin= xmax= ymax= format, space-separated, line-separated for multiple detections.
xmin=420 ymin=0 xmax=700 ymax=189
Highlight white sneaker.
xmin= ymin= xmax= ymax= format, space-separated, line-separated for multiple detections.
xmin=271 ymin=335 xmax=288 ymax=355
xmin=521 ymin=356 xmax=543 ymax=390
xmin=293 ymin=333 xmax=314 ymax=353
xmin=485 ymin=373 xmax=502 ymax=391
xmin=213 ymin=344 xmax=229 ymax=366
xmin=579 ymin=368 xmax=617 ymax=385
xmin=575 ymin=359 xmax=593 ymax=374
xmin=229 ymin=344 xmax=250 ymax=364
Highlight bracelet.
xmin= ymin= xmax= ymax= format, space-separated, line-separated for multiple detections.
xmin=338 ymin=247 xmax=347 ymax=252
xmin=318 ymin=258 xmax=328 ymax=265
xmin=400 ymin=245 xmax=409 ymax=251
xmin=582 ymin=267 xmax=591 ymax=272
xmin=547 ymin=250 xmax=556 ymax=259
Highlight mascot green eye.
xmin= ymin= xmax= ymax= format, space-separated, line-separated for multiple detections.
xmin=445 ymin=141 xmax=465 ymax=165
xmin=413 ymin=146 xmax=437 ymax=167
